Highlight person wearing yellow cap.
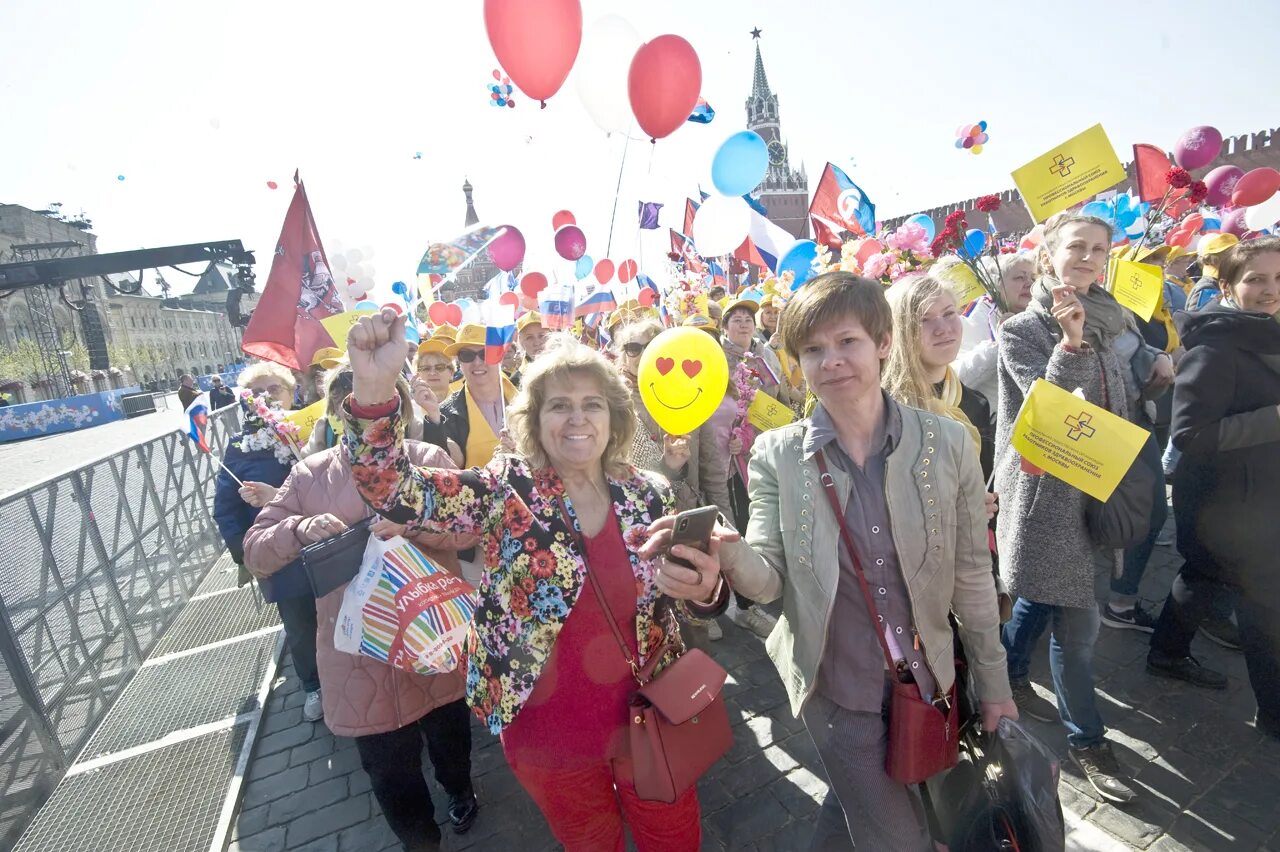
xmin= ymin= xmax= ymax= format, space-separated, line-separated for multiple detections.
xmin=420 ymin=324 xmax=517 ymax=470
xmin=1188 ymin=233 xmax=1241 ymax=311
xmin=413 ymin=334 xmax=464 ymax=466
xmin=721 ymin=297 xmax=795 ymax=407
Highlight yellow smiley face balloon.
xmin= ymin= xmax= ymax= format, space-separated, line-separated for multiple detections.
xmin=637 ymin=327 xmax=729 ymax=435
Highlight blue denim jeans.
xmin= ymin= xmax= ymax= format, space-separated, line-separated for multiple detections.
xmin=1112 ymin=431 xmax=1168 ymax=599
xmin=1002 ymin=598 xmax=1106 ymax=749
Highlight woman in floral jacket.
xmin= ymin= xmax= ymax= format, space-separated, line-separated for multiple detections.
xmin=341 ymin=311 xmax=733 ymax=852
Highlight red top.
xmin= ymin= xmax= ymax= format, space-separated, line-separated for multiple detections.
xmin=500 ymin=508 xmax=638 ymax=768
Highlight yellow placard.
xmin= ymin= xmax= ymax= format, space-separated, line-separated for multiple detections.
xmin=319 ymin=310 xmax=376 ymax=352
xmin=938 ymin=263 xmax=986 ymax=307
xmin=747 ymin=392 xmax=796 ymax=432
xmin=1010 ymin=379 xmax=1149 ymax=502
xmin=283 ymin=399 xmax=328 ymax=445
xmin=1108 ymin=261 xmax=1163 ymax=322
xmin=1010 ymin=124 xmax=1127 ymax=223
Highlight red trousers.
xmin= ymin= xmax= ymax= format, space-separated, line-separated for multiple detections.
xmin=507 ymin=752 xmax=701 ymax=852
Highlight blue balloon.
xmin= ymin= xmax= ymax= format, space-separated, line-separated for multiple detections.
xmin=575 ymin=255 xmax=593 ymax=280
xmin=354 ymin=300 xmax=378 ymax=311
xmin=404 ymin=325 xmax=421 ymax=344
xmin=1201 ymin=217 xmax=1221 ymax=232
xmin=711 ymin=131 xmax=769 ymax=197
xmin=391 ymin=280 xmax=409 ymax=300
xmin=1080 ymin=201 xmax=1115 ymax=222
xmin=906 ymin=213 xmax=936 ymax=242
xmin=961 ymin=229 xmax=987 ymax=259
xmin=778 ymin=240 xmax=820 ymax=289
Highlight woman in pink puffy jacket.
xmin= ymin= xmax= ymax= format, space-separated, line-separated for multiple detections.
xmin=245 ymin=367 xmax=480 ymax=852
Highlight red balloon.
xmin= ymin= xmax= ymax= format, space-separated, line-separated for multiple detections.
xmin=593 ymin=259 xmax=615 ymax=284
xmin=499 ymin=291 xmax=520 ymax=308
xmin=441 ymin=303 xmax=464 ymax=327
xmin=519 ymin=293 xmax=539 ymax=311
xmin=483 ymin=0 xmax=582 ymax=107
xmin=1232 ymin=168 xmax=1280 ymax=208
xmin=627 ymin=35 xmax=702 ymax=142
xmin=637 ymin=288 xmax=657 ymax=307
xmin=618 ymin=259 xmax=638 ymax=283
xmin=554 ymin=225 xmax=587 ymax=261
xmin=551 ymin=209 xmax=576 ymax=230
xmin=520 ymin=271 xmax=549 ymax=298
xmin=428 ymin=301 xmax=450 ymax=325
xmin=266 ymin=180 xmax=278 ymax=189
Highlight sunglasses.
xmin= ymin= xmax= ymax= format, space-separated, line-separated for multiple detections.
xmin=250 ymin=383 xmax=287 ymax=397
xmin=418 ymin=363 xmax=453 ymax=374
xmin=455 ymin=348 xmax=485 ymax=364
xmin=621 ymin=342 xmax=646 ymax=357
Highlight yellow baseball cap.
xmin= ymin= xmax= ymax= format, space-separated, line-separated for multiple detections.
xmin=722 ymin=297 xmax=759 ymax=319
xmin=683 ymin=314 xmax=719 ymax=337
xmin=310 ymin=347 xmax=342 ymax=369
xmin=516 ymin=312 xmax=543 ymax=334
xmin=416 ymin=338 xmax=450 ymax=357
xmin=1198 ymin=233 xmax=1239 ymax=259
xmin=443 ymin=324 xmax=487 ymax=357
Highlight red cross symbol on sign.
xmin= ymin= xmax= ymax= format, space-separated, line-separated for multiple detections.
xmin=1064 ymin=411 xmax=1096 ymax=441
xmin=1050 ymin=155 xmax=1077 ymax=178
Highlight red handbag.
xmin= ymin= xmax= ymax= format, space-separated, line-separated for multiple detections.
xmin=815 ymin=452 xmax=959 ymax=785
xmin=558 ymin=499 xmax=733 ymax=802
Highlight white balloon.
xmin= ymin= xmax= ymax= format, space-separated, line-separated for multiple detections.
xmin=330 ymin=254 xmax=348 ymax=272
xmin=575 ymin=15 xmax=642 ymax=134
xmin=346 ymin=263 xmax=366 ymax=281
xmin=360 ymin=245 xmax=376 ymax=261
xmin=1244 ymin=193 xmax=1280 ymax=232
xmin=693 ymin=195 xmax=751 ymax=257
xmin=347 ymin=248 xmax=365 ymax=264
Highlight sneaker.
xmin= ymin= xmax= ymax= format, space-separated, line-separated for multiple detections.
xmin=1146 ymin=653 xmax=1228 ymax=690
xmin=448 ymin=788 xmax=479 ymax=834
xmin=302 ymin=689 xmax=324 ymax=722
xmin=1102 ymin=604 xmax=1158 ymax=633
xmin=1199 ymin=616 xmax=1242 ymax=651
xmin=1010 ymin=681 xmax=1058 ymax=724
xmin=1070 ymin=743 xmax=1137 ymax=804
xmin=733 ymin=606 xmax=777 ymax=639
xmin=706 ymin=619 xmax=723 ymax=641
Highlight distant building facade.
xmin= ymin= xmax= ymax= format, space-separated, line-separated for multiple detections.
xmin=745 ymin=37 xmax=809 ymax=239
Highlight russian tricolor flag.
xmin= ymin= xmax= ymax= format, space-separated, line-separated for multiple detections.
xmin=538 ymin=281 xmax=575 ymax=330
xmin=574 ymin=286 xmax=618 ymax=319
xmin=185 ymin=392 xmax=211 ymax=453
xmin=481 ymin=289 xmax=516 ymax=366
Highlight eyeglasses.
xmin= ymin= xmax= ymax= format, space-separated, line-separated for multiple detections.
xmin=418 ymin=364 xmax=452 ymax=374
xmin=250 ymin=384 xmax=287 ymax=397
xmin=621 ymin=342 xmax=646 ymax=357
xmin=455 ymin=348 xmax=485 ymax=364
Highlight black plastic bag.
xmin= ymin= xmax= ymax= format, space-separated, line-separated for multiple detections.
xmin=931 ymin=717 xmax=1065 ymax=852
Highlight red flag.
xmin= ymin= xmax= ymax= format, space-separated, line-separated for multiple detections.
xmin=242 ymin=172 xmax=344 ymax=369
xmin=809 ymin=162 xmax=875 ymax=237
xmin=734 ymin=236 xmax=768 ymax=270
xmin=811 ymin=214 xmax=845 ymax=252
xmin=1133 ymin=144 xmax=1172 ymax=203
xmin=683 ymin=198 xmax=699 ymax=236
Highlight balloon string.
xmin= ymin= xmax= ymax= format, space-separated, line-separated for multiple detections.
xmin=606 ymin=131 xmax=632 ymax=257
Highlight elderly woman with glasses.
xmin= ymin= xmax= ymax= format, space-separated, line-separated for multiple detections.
xmin=421 ymin=323 xmax=516 ymax=469
xmin=411 ymin=332 xmax=464 ymax=466
xmin=340 ymin=308 xmax=733 ymax=852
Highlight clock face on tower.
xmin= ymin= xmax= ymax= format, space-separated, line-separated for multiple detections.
xmin=767 ymin=139 xmax=786 ymax=166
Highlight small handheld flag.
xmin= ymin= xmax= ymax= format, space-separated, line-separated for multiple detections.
xmin=185 ymin=392 xmax=245 ymax=487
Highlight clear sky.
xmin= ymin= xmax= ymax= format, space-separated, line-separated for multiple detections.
xmin=2 ymin=0 xmax=1277 ymax=298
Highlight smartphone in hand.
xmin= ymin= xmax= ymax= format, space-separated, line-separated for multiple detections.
xmin=665 ymin=506 xmax=720 ymax=569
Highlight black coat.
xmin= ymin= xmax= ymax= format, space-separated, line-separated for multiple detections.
xmin=1171 ymin=305 xmax=1280 ymax=598
xmin=422 ymin=387 xmax=471 ymax=463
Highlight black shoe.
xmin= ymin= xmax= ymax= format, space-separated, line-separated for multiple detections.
xmin=1102 ymin=604 xmax=1158 ymax=633
xmin=1146 ymin=653 xmax=1228 ymax=690
xmin=1199 ymin=616 xmax=1242 ymax=651
xmin=1070 ymin=743 xmax=1137 ymax=804
xmin=1010 ymin=681 xmax=1058 ymax=724
xmin=448 ymin=788 xmax=479 ymax=834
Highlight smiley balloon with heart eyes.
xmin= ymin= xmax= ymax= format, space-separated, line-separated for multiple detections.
xmin=637 ymin=327 xmax=729 ymax=435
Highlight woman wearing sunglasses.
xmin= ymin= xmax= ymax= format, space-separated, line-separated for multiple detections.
xmin=421 ymin=323 xmax=517 ymax=469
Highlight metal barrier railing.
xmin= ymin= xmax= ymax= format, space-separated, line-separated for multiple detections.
xmin=0 ymin=405 xmax=242 ymax=849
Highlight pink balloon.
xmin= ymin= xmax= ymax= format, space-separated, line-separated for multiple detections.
xmin=1203 ymin=165 xmax=1244 ymax=207
xmin=483 ymin=0 xmax=582 ymax=106
xmin=1221 ymin=208 xmax=1250 ymax=237
xmin=1231 ymin=167 xmax=1280 ymax=208
xmin=627 ymin=35 xmax=702 ymax=142
xmin=1172 ymin=125 xmax=1223 ymax=171
xmin=554 ymin=224 xmax=587 ymax=260
xmin=489 ymin=225 xmax=526 ymax=271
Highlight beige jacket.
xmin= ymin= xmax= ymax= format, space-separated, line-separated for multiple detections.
xmin=720 ymin=403 xmax=1010 ymax=717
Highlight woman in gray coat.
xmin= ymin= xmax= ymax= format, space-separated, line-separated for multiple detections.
xmin=995 ymin=213 xmax=1170 ymax=805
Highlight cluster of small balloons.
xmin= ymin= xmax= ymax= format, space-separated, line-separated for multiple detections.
xmin=955 ymin=121 xmax=989 ymax=155
xmin=329 ymin=244 xmax=377 ymax=304
xmin=1171 ymin=125 xmax=1280 ymax=233
xmin=1081 ymin=196 xmax=1149 ymax=245
xmin=488 ymin=69 xmax=516 ymax=108
xmin=484 ymin=1 xmax=703 ymax=142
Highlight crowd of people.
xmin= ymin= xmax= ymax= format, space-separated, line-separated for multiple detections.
xmin=207 ymin=216 xmax=1280 ymax=852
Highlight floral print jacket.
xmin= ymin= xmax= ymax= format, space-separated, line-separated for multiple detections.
xmin=343 ymin=401 xmax=684 ymax=734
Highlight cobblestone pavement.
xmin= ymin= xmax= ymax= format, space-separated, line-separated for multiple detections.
xmin=231 ymin=522 xmax=1280 ymax=851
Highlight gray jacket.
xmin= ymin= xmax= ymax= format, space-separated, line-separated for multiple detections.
xmin=994 ymin=311 xmax=1129 ymax=608
xmin=720 ymin=402 xmax=1010 ymax=718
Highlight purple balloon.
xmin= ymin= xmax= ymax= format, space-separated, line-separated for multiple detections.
xmin=1173 ymin=125 xmax=1223 ymax=171
xmin=1221 ymin=208 xmax=1249 ymax=237
xmin=489 ymin=224 xmax=525 ymax=272
xmin=554 ymin=224 xmax=587 ymax=261
xmin=1203 ymin=165 xmax=1245 ymax=207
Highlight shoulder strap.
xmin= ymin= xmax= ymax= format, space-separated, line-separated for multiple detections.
xmin=814 ymin=451 xmax=899 ymax=675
